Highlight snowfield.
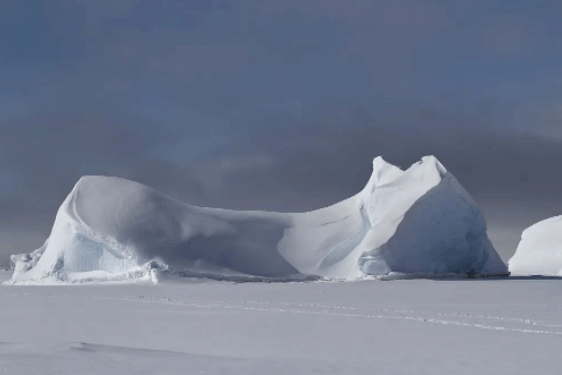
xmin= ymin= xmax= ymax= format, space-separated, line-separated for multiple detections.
xmin=509 ymin=215 xmax=562 ymax=275
xmin=1 ymin=270 xmax=561 ymax=374
xmin=11 ymin=156 xmax=506 ymax=283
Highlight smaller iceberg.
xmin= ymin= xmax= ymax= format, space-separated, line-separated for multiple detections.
xmin=509 ymin=216 xmax=562 ymax=276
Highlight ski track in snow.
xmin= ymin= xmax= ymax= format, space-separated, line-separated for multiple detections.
xmin=7 ymin=290 xmax=562 ymax=336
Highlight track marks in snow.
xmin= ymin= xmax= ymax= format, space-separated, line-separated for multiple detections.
xmin=197 ymin=301 xmax=562 ymax=336
xmin=243 ymin=301 xmax=562 ymax=329
xmin=8 ymin=291 xmax=562 ymax=336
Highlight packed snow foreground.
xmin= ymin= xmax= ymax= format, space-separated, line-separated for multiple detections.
xmin=509 ymin=216 xmax=562 ymax=276
xmin=9 ymin=156 xmax=508 ymax=284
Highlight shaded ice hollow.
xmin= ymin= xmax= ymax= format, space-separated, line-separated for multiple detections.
xmin=509 ymin=216 xmax=562 ymax=276
xmin=10 ymin=156 xmax=507 ymax=283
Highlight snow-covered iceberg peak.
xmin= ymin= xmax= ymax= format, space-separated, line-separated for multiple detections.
xmin=366 ymin=155 xmax=446 ymax=190
xmin=508 ymin=216 xmax=562 ymax=276
xmin=350 ymin=155 xmax=506 ymax=277
xmin=9 ymin=155 xmax=507 ymax=284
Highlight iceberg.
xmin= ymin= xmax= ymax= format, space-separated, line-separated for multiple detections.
xmin=508 ymin=216 xmax=562 ymax=276
xmin=10 ymin=156 xmax=507 ymax=283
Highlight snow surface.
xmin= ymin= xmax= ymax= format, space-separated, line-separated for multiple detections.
xmin=509 ymin=215 xmax=562 ymax=275
xmin=1 ymin=272 xmax=561 ymax=374
xmin=10 ymin=156 xmax=507 ymax=283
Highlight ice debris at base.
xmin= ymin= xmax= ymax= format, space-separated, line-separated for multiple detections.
xmin=10 ymin=155 xmax=507 ymax=284
xmin=509 ymin=216 xmax=562 ymax=276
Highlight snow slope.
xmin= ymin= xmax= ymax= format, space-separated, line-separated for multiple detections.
xmin=10 ymin=156 xmax=507 ymax=283
xmin=509 ymin=216 xmax=562 ymax=275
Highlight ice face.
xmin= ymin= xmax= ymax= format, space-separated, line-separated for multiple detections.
xmin=63 ymin=233 xmax=136 ymax=274
xmin=360 ymin=255 xmax=391 ymax=275
xmin=361 ymin=174 xmax=491 ymax=275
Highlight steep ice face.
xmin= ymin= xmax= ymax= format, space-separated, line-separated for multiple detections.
xmin=509 ymin=216 xmax=562 ymax=276
xmin=359 ymin=173 xmax=501 ymax=275
xmin=353 ymin=156 xmax=505 ymax=277
xmin=9 ymin=156 xmax=507 ymax=284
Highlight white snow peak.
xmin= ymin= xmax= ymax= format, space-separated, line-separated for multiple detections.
xmin=10 ymin=156 xmax=507 ymax=283
xmin=509 ymin=216 xmax=562 ymax=276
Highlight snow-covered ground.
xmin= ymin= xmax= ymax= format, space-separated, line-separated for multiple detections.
xmin=1 ymin=270 xmax=561 ymax=374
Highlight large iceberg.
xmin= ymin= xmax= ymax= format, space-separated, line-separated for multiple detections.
xmin=10 ymin=156 xmax=507 ymax=283
xmin=508 ymin=216 xmax=562 ymax=276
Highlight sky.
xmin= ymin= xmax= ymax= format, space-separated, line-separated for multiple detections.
xmin=1 ymin=0 xmax=561 ymax=266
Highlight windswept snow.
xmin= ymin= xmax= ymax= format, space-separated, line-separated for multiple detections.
xmin=10 ymin=156 xmax=507 ymax=283
xmin=0 ymin=342 xmax=325 ymax=375
xmin=509 ymin=216 xmax=562 ymax=275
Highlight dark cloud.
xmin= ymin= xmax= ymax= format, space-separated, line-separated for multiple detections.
xmin=214 ymin=104 xmax=562 ymax=208
xmin=196 ymin=106 xmax=562 ymax=262
xmin=1 ymin=1 xmax=562 ymax=266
